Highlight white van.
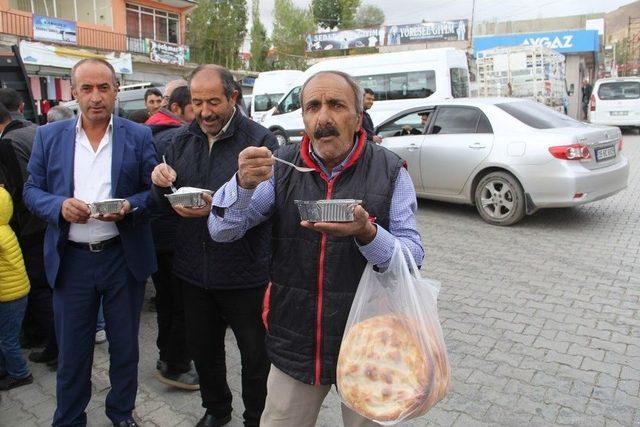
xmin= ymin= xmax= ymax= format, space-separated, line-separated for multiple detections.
xmin=251 ymin=70 xmax=304 ymax=122
xmin=260 ymin=48 xmax=470 ymax=145
xmin=588 ymin=77 xmax=640 ymax=130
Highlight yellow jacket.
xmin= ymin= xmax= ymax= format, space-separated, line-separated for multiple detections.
xmin=0 ymin=187 xmax=30 ymax=302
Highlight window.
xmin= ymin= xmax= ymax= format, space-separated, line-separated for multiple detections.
xmin=377 ymin=110 xmax=433 ymax=138
xmin=597 ymin=82 xmax=640 ymax=100
xmin=450 ymin=68 xmax=469 ymax=98
xmin=431 ymin=107 xmax=480 ymax=134
xmin=126 ymin=4 xmax=180 ymax=44
xmin=496 ymin=100 xmax=583 ymax=129
xmin=274 ymin=86 xmax=301 ymax=115
xmin=476 ymin=114 xmax=493 ymax=133
xmin=10 ymin=0 xmax=112 ymax=26
xmin=354 ymin=71 xmax=436 ymax=101
xmin=254 ymin=93 xmax=284 ymax=112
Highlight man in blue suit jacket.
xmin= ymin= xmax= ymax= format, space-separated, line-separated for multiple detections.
xmin=23 ymin=58 xmax=157 ymax=427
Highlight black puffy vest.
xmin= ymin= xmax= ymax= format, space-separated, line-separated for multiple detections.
xmin=152 ymin=115 xmax=277 ymax=289
xmin=264 ymin=131 xmax=404 ymax=385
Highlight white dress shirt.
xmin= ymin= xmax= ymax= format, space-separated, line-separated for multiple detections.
xmin=68 ymin=114 xmax=119 ymax=243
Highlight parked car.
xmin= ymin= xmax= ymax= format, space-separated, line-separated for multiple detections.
xmin=377 ymin=98 xmax=629 ymax=226
xmin=588 ymin=77 xmax=640 ymax=131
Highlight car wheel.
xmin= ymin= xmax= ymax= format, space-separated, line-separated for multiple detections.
xmin=474 ymin=171 xmax=525 ymax=226
xmin=273 ymin=130 xmax=288 ymax=146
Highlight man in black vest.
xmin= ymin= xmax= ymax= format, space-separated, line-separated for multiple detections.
xmin=209 ymin=71 xmax=424 ymax=427
xmin=150 ymin=64 xmax=275 ymax=427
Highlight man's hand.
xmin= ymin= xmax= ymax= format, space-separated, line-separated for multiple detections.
xmin=151 ymin=163 xmax=177 ymax=188
xmin=300 ymin=205 xmax=377 ymax=244
xmin=238 ymin=146 xmax=274 ymax=189
xmin=172 ymin=193 xmax=212 ymax=218
xmin=61 ymin=198 xmax=92 ymax=224
xmin=95 ymin=200 xmax=131 ymax=222
xmin=372 ymin=135 xmax=383 ymax=144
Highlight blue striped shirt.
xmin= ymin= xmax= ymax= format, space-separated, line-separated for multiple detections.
xmin=208 ymin=145 xmax=424 ymax=267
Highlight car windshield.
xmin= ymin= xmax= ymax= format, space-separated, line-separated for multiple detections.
xmin=496 ymin=100 xmax=585 ymax=129
xmin=597 ymin=81 xmax=640 ymax=100
xmin=254 ymin=93 xmax=284 ymax=112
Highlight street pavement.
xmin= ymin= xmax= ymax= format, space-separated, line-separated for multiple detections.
xmin=1 ymin=131 xmax=640 ymax=427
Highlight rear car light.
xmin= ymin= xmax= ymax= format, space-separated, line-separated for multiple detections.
xmin=619 ymin=138 xmax=624 ymax=151
xmin=549 ymin=144 xmax=591 ymax=160
xmin=589 ymin=94 xmax=595 ymax=111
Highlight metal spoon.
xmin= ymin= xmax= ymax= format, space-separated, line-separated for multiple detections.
xmin=162 ymin=155 xmax=178 ymax=193
xmin=272 ymin=155 xmax=315 ymax=172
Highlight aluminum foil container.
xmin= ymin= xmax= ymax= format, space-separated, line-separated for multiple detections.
xmin=165 ymin=188 xmax=213 ymax=208
xmin=89 ymin=199 xmax=126 ymax=215
xmin=295 ymin=199 xmax=362 ymax=222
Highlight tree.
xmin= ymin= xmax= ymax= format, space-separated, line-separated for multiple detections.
xmin=187 ymin=0 xmax=248 ymax=69
xmin=250 ymin=0 xmax=270 ymax=71
xmin=311 ymin=0 xmax=360 ymax=30
xmin=271 ymin=0 xmax=316 ymax=69
xmin=354 ymin=4 xmax=385 ymax=28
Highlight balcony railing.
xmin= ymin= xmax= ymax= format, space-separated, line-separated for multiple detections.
xmin=0 ymin=9 xmax=31 ymax=38
xmin=0 ymin=9 xmax=126 ymax=52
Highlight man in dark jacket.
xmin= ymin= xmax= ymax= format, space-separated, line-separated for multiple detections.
xmin=0 ymin=89 xmax=38 ymax=179
xmin=151 ymin=65 xmax=276 ymax=427
xmin=361 ymin=88 xmax=382 ymax=144
xmin=0 ymin=90 xmax=57 ymax=367
xmin=146 ymin=85 xmax=199 ymax=390
xmin=209 ymin=70 xmax=424 ymax=427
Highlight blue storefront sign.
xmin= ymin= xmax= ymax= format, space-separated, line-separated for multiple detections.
xmin=473 ymin=30 xmax=599 ymax=56
xmin=33 ymin=15 xmax=77 ymax=45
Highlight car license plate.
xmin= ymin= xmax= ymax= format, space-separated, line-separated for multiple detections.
xmin=595 ymin=146 xmax=616 ymax=162
xmin=610 ymin=111 xmax=629 ymax=116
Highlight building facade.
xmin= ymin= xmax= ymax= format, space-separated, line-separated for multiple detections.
xmin=0 ymin=0 xmax=197 ymax=116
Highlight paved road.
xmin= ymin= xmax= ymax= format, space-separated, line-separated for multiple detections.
xmin=2 ymin=132 xmax=639 ymax=427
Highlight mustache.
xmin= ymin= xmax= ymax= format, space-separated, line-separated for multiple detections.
xmin=313 ymin=124 xmax=339 ymax=139
xmin=198 ymin=113 xmax=218 ymax=123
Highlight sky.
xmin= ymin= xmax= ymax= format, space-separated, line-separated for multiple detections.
xmin=255 ymin=0 xmax=637 ymax=35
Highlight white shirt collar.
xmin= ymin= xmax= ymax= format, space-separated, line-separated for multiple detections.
xmin=75 ymin=112 xmax=114 ymax=134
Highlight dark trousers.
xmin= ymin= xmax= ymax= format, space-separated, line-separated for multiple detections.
xmin=151 ymin=250 xmax=189 ymax=372
xmin=20 ymin=235 xmax=58 ymax=357
xmin=53 ymin=243 xmax=145 ymax=426
xmin=181 ymin=279 xmax=270 ymax=427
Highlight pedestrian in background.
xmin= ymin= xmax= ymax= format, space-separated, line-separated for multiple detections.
xmin=46 ymin=105 xmax=75 ymax=123
xmin=144 ymin=88 xmax=163 ymax=117
xmin=0 ymin=170 xmax=32 ymax=390
xmin=160 ymin=79 xmax=188 ymax=109
xmin=581 ymin=79 xmax=593 ymax=121
xmin=0 ymin=89 xmax=52 ymax=357
xmin=146 ymin=84 xmax=199 ymax=390
xmin=151 ymin=64 xmax=275 ymax=427
xmin=361 ymin=88 xmax=382 ymax=143
xmin=23 ymin=58 xmax=157 ymax=427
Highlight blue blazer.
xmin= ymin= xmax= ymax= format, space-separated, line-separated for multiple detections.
xmin=23 ymin=116 xmax=158 ymax=287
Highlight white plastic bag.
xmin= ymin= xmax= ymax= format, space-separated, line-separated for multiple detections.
xmin=337 ymin=241 xmax=450 ymax=425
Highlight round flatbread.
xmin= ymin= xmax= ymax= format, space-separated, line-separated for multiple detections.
xmin=337 ymin=314 xmax=449 ymax=422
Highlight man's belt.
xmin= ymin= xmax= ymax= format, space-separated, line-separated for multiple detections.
xmin=68 ymin=236 xmax=121 ymax=253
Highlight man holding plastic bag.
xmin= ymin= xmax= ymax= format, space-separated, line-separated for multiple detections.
xmin=209 ymin=71 xmax=447 ymax=426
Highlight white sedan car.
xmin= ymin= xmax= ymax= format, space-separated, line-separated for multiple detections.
xmin=377 ymin=98 xmax=629 ymax=226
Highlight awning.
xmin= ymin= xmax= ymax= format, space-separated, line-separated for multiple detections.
xmin=19 ymin=40 xmax=133 ymax=74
